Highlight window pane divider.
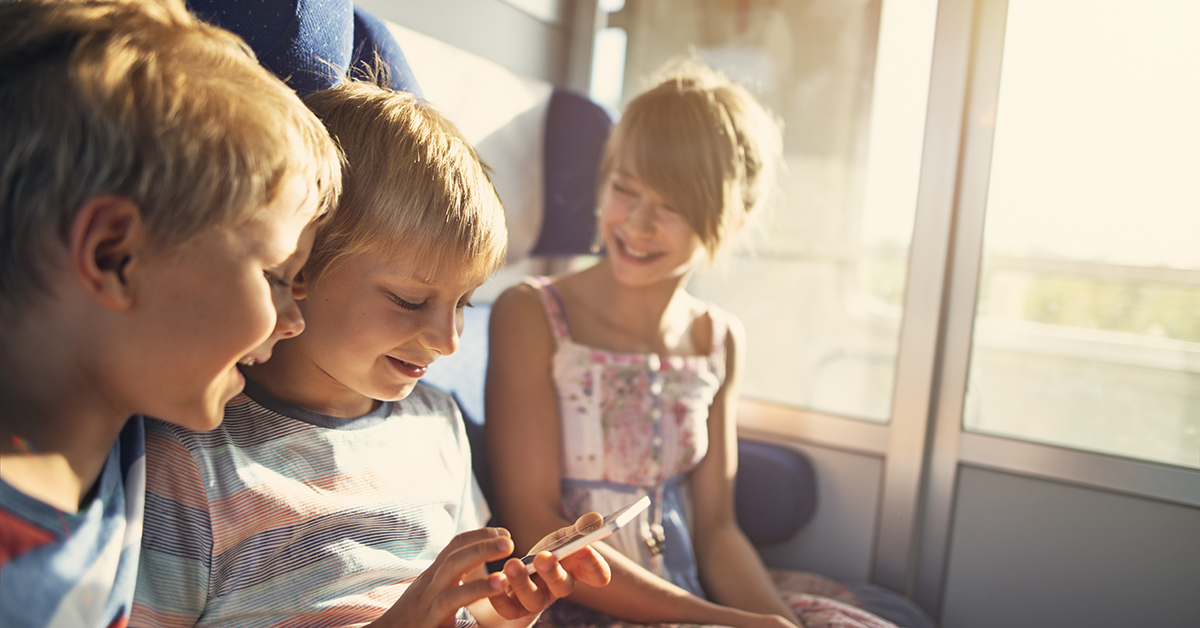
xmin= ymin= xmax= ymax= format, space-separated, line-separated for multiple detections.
xmin=871 ymin=0 xmax=978 ymax=599
xmin=957 ymin=432 xmax=1200 ymax=508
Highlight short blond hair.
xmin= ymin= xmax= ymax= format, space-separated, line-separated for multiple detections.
xmin=301 ymin=81 xmax=507 ymax=288
xmin=0 ymin=0 xmax=341 ymax=317
xmin=602 ymin=59 xmax=781 ymax=259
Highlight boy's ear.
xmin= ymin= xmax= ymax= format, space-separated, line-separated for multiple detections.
xmin=69 ymin=195 xmax=145 ymax=310
xmin=292 ymin=268 xmax=310 ymax=301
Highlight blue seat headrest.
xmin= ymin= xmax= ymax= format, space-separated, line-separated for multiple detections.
xmin=187 ymin=0 xmax=352 ymax=97
xmin=350 ymin=4 xmax=422 ymax=97
xmin=532 ymin=89 xmax=613 ymax=256
xmin=188 ymin=0 xmax=420 ymax=97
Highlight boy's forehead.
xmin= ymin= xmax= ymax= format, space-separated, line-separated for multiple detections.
xmin=372 ymin=247 xmax=491 ymax=288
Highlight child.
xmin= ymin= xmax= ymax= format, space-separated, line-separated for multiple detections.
xmin=485 ymin=61 xmax=897 ymax=628
xmin=131 ymin=80 xmax=610 ymax=628
xmin=0 ymin=1 xmax=341 ymax=627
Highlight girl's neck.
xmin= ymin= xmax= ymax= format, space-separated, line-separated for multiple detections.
xmin=566 ymin=261 xmax=703 ymax=356
xmin=585 ymin=258 xmax=692 ymax=316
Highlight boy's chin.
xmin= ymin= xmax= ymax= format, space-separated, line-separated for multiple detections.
xmin=164 ymin=402 xmax=229 ymax=433
xmin=184 ymin=371 xmax=245 ymax=431
xmin=374 ymin=382 xmax=418 ymax=403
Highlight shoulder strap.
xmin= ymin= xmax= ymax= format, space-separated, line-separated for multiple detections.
xmin=523 ymin=276 xmax=572 ymax=343
xmin=706 ymin=303 xmax=730 ymax=384
xmin=707 ymin=303 xmax=729 ymax=355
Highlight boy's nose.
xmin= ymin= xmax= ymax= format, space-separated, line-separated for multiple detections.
xmin=275 ymin=298 xmax=306 ymax=338
xmin=423 ymin=311 xmax=461 ymax=356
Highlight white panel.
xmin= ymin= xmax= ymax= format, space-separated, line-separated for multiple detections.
xmin=499 ymin=0 xmax=561 ymax=23
xmin=941 ymin=467 xmax=1200 ymax=628
xmin=356 ymin=0 xmax=565 ymax=81
xmin=384 ymin=23 xmax=552 ymax=266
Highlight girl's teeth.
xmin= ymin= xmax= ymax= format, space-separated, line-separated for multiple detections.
xmin=625 ymin=243 xmax=653 ymax=258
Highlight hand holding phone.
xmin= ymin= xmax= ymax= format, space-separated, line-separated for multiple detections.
xmin=520 ymin=495 xmax=651 ymax=573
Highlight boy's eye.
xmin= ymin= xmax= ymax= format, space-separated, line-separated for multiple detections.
xmin=263 ymin=271 xmax=291 ymax=290
xmin=457 ymin=300 xmax=475 ymax=310
xmin=391 ymin=295 xmax=425 ymax=311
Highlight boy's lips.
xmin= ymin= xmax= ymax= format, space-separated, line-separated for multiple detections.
xmin=238 ymin=352 xmax=272 ymax=367
xmin=387 ymin=356 xmax=428 ymax=379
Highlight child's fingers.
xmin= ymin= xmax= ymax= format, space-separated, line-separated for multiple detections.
xmin=500 ymin=557 xmax=555 ymax=613
xmin=529 ymin=551 xmax=574 ymax=598
xmin=434 ymin=572 xmax=507 ymax=618
xmin=560 ymin=545 xmax=611 ymax=588
xmin=441 ymin=527 xmax=511 ymax=555
xmin=572 ymin=511 xmax=603 ymax=532
xmin=425 ymin=530 xmax=514 ymax=591
xmin=385 ymin=568 xmax=506 ymax=628
xmin=485 ymin=586 xmax=531 ymax=620
xmin=529 ymin=511 xmax=603 ymax=554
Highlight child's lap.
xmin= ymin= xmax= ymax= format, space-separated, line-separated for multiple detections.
xmin=535 ymin=569 xmax=897 ymax=628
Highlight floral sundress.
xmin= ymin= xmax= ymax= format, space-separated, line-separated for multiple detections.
xmin=526 ymin=277 xmax=897 ymax=628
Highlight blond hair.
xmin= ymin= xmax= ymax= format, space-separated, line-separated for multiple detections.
xmin=602 ymin=59 xmax=781 ymax=260
xmin=301 ymin=81 xmax=507 ymax=288
xmin=0 ymin=0 xmax=341 ymax=317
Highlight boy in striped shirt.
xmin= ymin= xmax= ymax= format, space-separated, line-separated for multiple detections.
xmin=132 ymin=80 xmax=610 ymax=628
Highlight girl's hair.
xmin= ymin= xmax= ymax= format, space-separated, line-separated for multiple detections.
xmin=601 ymin=59 xmax=782 ymax=259
xmin=0 ymin=0 xmax=341 ymax=317
xmin=300 ymin=81 xmax=508 ymax=288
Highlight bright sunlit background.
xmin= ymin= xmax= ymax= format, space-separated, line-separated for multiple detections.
xmin=591 ymin=0 xmax=1199 ymax=469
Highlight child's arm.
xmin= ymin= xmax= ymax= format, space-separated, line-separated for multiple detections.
xmin=485 ymin=283 xmax=568 ymax=556
xmin=485 ymin=285 xmax=793 ymax=628
xmin=689 ymin=318 xmax=802 ymax=626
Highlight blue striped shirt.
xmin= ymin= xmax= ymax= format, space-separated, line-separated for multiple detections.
xmin=1 ymin=418 xmax=146 ymax=628
xmin=131 ymin=381 xmax=488 ymax=628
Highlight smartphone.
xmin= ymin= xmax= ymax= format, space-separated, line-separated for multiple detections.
xmin=521 ymin=495 xmax=652 ymax=573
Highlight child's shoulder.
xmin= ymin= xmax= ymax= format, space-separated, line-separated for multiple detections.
xmin=491 ymin=276 xmax=558 ymax=325
xmin=497 ymin=275 xmax=553 ymax=303
xmin=685 ymin=295 xmax=745 ymax=355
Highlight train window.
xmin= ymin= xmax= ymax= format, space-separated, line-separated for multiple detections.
xmin=964 ymin=0 xmax=1200 ymax=469
xmin=606 ymin=0 xmax=937 ymax=423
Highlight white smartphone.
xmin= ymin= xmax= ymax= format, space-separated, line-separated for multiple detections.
xmin=521 ymin=495 xmax=652 ymax=573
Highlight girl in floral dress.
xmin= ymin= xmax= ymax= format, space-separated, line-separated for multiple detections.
xmin=484 ymin=60 xmax=897 ymax=628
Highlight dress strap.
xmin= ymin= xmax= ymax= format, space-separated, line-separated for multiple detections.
xmin=523 ymin=276 xmax=572 ymax=344
xmin=706 ymin=303 xmax=730 ymax=385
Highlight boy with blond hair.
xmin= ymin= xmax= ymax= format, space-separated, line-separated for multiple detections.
xmin=0 ymin=1 xmax=341 ymax=626
xmin=132 ymin=80 xmax=609 ymax=628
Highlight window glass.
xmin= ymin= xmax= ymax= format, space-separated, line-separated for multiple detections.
xmin=607 ymin=0 xmax=936 ymax=422
xmin=966 ymin=0 xmax=1200 ymax=468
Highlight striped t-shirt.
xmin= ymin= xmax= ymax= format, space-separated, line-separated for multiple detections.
xmin=131 ymin=380 xmax=488 ymax=628
xmin=0 ymin=417 xmax=146 ymax=628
